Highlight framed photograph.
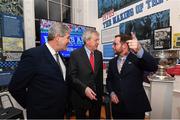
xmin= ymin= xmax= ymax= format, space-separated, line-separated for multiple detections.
xmin=139 ymin=39 xmax=151 ymax=52
xmin=173 ymin=33 xmax=180 ymax=48
xmin=153 ymin=26 xmax=171 ymax=50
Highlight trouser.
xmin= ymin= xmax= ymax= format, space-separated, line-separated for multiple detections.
xmin=111 ymin=102 xmax=145 ymax=119
xmin=75 ymin=101 xmax=101 ymax=119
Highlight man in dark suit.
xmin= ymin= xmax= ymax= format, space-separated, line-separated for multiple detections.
xmin=107 ymin=33 xmax=158 ymax=119
xmin=69 ymin=29 xmax=103 ymax=119
xmin=8 ymin=22 xmax=70 ymax=119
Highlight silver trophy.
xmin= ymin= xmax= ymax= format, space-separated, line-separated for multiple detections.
xmin=148 ymin=50 xmax=179 ymax=81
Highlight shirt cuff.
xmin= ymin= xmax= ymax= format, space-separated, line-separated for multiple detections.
xmin=136 ymin=47 xmax=144 ymax=58
xmin=110 ymin=91 xmax=116 ymax=97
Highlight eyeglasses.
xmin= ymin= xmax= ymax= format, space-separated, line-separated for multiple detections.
xmin=113 ymin=42 xmax=117 ymax=46
xmin=113 ymin=42 xmax=121 ymax=46
xmin=113 ymin=42 xmax=126 ymax=46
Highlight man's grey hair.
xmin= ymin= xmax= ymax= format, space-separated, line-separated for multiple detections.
xmin=48 ymin=22 xmax=69 ymax=41
xmin=82 ymin=29 xmax=99 ymax=44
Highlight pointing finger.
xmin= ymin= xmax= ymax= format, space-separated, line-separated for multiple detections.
xmin=131 ymin=32 xmax=137 ymax=40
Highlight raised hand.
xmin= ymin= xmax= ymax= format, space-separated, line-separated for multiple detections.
xmin=126 ymin=32 xmax=142 ymax=53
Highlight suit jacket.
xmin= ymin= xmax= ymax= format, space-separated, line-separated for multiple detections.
xmin=69 ymin=47 xmax=103 ymax=109
xmin=107 ymin=50 xmax=158 ymax=113
xmin=8 ymin=45 xmax=69 ymax=118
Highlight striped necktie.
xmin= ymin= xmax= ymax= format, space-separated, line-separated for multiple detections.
xmin=55 ymin=53 xmax=63 ymax=74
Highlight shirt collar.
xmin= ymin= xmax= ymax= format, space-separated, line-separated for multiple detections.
xmin=46 ymin=42 xmax=57 ymax=55
xmin=84 ymin=45 xmax=92 ymax=55
xmin=118 ymin=52 xmax=130 ymax=60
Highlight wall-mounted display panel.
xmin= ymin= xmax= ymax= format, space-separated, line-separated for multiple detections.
xmin=103 ymin=43 xmax=114 ymax=60
xmin=101 ymin=26 xmax=119 ymax=43
xmin=98 ymin=0 xmax=141 ymax=18
xmin=120 ymin=9 xmax=170 ymax=41
xmin=40 ymin=19 xmax=95 ymax=57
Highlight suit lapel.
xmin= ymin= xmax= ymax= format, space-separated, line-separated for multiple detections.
xmin=43 ymin=45 xmax=62 ymax=72
xmin=121 ymin=52 xmax=137 ymax=76
xmin=81 ymin=48 xmax=93 ymax=72
xmin=94 ymin=50 xmax=100 ymax=75
xmin=114 ymin=56 xmax=120 ymax=75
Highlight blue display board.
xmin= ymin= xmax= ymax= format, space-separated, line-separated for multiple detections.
xmin=1 ymin=13 xmax=24 ymax=38
xmin=0 ymin=72 xmax=13 ymax=86
xmin=103 ymin=43 xmax=114 ymax=60
xmin=0 ymin=13 xmax=24 ymax=72
xmin=40 ymin=19 xmax=95 ymax=57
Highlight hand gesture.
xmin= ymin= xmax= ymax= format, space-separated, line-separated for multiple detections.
xmin=85 ymin=87 xmax=97 ymax=101
xmin=111 ymin=93 xmax=119 ymax=104
xmin=127 ymin=32 xmax=142 ymax=53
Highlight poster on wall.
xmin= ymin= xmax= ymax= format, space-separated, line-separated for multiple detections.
xmin=0 ymin=37 xmax=2 ymax=53
xmin=153 ymin=27 xmax=171 ymax=50
xmin=2 ymin=14 xmax=24 ymax=38
xmin=173 ymin=33 xmax=180 ymax=48
xmin=98 ymin=0 xmax=141 ymax=18
xmin=0 ymin=37 xmax=2 ymax=61
xmin=101 ymin=26 xmax=119 ymax=43
xmin=0 ymin=14 xmax=24 ymax=72
xmin=0 ymin=0 xmax=23 ymax=84
xmin=119 ymin=9 xmax=170 ymax=41
xmin=103 ymin=43 xmax=115 ymax=60
xmin=3 ymin=52 xmax=22 ymax=61
xmin=0 ymin=15 xmax=2 ymax=57
xmin=0 ymin=0 xmax=23 ymax=16
xmin=2 ymin=37 xmax=24 ymax=52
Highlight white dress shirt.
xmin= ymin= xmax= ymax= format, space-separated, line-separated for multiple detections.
xmin=46 ymin=43 xmax=66 ymax=80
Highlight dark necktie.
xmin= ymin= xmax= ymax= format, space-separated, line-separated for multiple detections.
xmin=55 ymin=53 xmax=63 ymax=74
xmin=90 ymin=52 xmax=94 ymax=72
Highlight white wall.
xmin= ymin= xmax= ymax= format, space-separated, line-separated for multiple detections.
xmin=72 ymin=0 xmax=98 ymax=27
xmin=23 ymin=0 xmax=36 ymax=49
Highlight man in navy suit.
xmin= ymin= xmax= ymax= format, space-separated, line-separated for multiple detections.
xmin=107 ymin=33 xmax=158 ymax=119
xmin=8 ymin=22 xmax=70 ymax=119
xmin=69 ymin=29 xmax=103 ymax=119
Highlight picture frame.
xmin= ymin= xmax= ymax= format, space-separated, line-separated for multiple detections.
xmin=153 ymin=26 xmax=171 ymax=50
xmin=173 ymin=33 xmax=180 ymax=48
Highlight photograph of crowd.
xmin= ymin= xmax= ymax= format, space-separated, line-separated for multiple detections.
xmin=0 ymin=0 xmax=23 ymax=16
xmin=153 ymin=27 xmax=171 ymax=49
xmin=119 ymin=10 xmax=170 ymax=41
xmin=98 ymin=0 xmax=141 ymax=18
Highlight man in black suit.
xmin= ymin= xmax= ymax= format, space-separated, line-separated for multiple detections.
xmin=69 ymin=29 xmax=103 ymax=119
xmin=8 ymin=22 xmax=70 ymax=119
xmin=107 ymin=33 xmax=158 ymax=119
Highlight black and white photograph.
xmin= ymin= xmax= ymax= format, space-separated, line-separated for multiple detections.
xmin=153 ymin=26 xmax=171 ymax=50
xmin=98 ymin=0 xmax=141 ymax=18
xmin=0 ymin=0 xmax=23 ymax=16
xmin=120 ymin=10 xmax=170 ymax=41
xmin=139 ymin=39 xmax=151 ymax=52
